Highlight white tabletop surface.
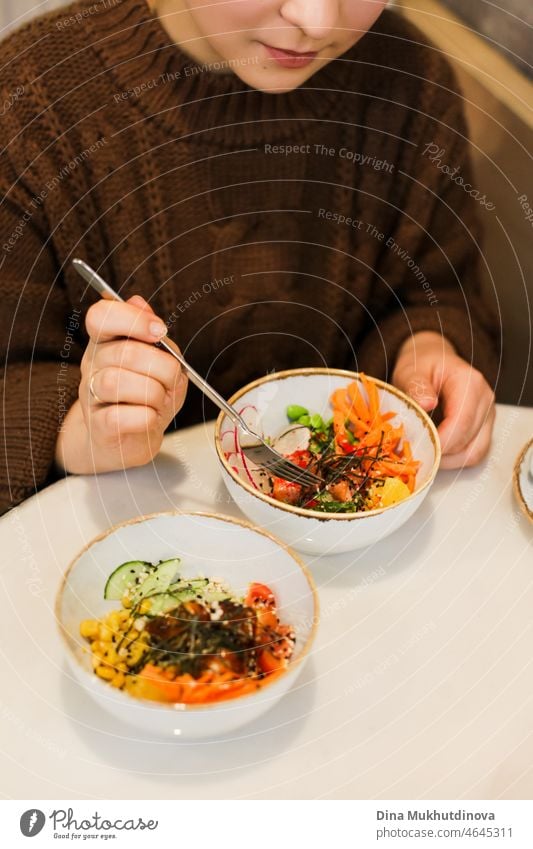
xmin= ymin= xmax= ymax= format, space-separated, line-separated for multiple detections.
xmin=1 ymin=404 xmax=532 ymax=801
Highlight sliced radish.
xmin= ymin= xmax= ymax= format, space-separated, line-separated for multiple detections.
xmin=273 ymin=424 xmax=311 ymax=455
xmin=220 ymin=429 xmax=236 ymax=454
xmin=222 ymin=405 xmax=273 ymax=493
xmin=237 ymin=404 xmax=261 ymax=434
xmin=225 ymin=448 xmax=270 ymax=492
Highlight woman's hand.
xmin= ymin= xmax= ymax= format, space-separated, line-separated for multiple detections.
xmin=55 ymin=295 xmax=188 ymax=474
xmin=392 ymin=331 xmax=495 ymax=469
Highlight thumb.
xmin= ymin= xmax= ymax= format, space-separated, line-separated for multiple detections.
xmin=128 ymin=294 xmax=156 ymax=314
xmin=396 ymin=371 xmax=439 ymax=412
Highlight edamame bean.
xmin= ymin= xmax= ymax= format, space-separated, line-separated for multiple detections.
xmin=287 ymin=404 xmax=308 ymax=421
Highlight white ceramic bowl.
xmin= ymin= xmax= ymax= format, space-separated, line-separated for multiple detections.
xmin=215 ymin=369 xmax=440 ymax=555
xmin=56 ymin=512 xmax=318 ymax=739
xmin=513 ymin=438 xmax=533 ymax=523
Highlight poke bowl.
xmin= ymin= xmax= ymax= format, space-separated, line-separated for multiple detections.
xmin=215 ymin=368 xmax=440 ymax=555
xmin=56 ymin=511 xmax=318 ymax=739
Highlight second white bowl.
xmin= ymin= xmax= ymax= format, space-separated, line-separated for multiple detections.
xmin=56 ymin=512 xmax=318 ymax=738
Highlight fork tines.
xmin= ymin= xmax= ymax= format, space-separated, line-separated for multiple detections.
xmin=258 ymin=459 xmax=321 ymax=487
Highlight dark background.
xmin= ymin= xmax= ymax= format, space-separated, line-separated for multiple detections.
xmin=442 ymin=0 xmax=532 ymax=79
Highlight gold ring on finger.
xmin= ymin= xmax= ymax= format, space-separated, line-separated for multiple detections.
xmin=89 ymin=372 xmax=105 ymax=405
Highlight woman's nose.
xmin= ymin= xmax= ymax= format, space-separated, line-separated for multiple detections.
xmin=280 ymin=0 xmax=339 ymax=41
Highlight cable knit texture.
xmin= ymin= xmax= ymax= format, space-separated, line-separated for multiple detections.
xmin=0 ymin=0 xmax=499 ymax=513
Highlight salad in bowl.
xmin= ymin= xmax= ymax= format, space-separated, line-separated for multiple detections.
xmin=57 ymin=512 xmax=317 ymax=738
xmin=215 ymin=369 xmax=440 ymax=555
xmin=80 ymin=557 xmax=296 ymax=705
xmin=257 ymin=374 xmax=420 ymax=515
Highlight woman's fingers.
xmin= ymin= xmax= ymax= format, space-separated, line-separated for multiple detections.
xmin=89 ymin=367 xmax=169 ymax=411
xmin=85 ymin=297 xmax=167 ymax=344
xmin=393 ymin=332 xmax=496 ymax=471
xmin=128 ymin=294 xmax=154 ymax=312
xmin=439 ymin=409 xmax=495 ymax=469
xmin=91 ymin=404 xmax=161 ymax=438
xmin=393 ymin=369 xmax=439 ymax=412
xmin=86 ymin=338 xmax=182 ymax=394
xmin=72 ymin=295 xmax=189 ymax=475
xmin=437 ymin=367 xmax=494 ymax=456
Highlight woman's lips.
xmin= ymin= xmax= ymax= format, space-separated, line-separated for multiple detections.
xmin=261 ymin=43 xmax=319 ymax=69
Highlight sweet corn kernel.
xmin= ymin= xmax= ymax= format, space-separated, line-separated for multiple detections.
xmin=80 ymin=619 xmax=100 ymax=640
xmin=99 ymin=624 xmax=113 ymax=643
xmin=95 ymin=665 xmax=115 ymax=680
xmin=110 ymin=671 xmax=125 ymax=688
xmin=103 ymin=648 xmax=118 ymax=664
xmin=126 ymin=646 xmax=146 ymax=667
xmin=107 ymin=611 xmax=122 ymax=633
xmin=125 ymin=633 xmax=141 ymax=649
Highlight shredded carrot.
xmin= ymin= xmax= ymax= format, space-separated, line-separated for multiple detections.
xmin=330 ymin=375 xmax=421 ymax=491
xmin=346 ymin=411 xmax=370 ymax=435
xmin=138 ymin=664 xmax=265 ymax=704
xmin=360 ymin=373 xmax=380 ymax=425
xmin=333 ymin=409 xmax=347 ymax=437
xmin=347 ymin=380 xmax=370 ymax=421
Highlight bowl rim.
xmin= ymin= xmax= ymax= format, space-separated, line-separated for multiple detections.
xmin=513 ymin=437 xmax=533 ymax=523
xmin=214 ymin=367 xmax=441 ymax=521
xmin=55 ymin=510 xmax=319 ymax=713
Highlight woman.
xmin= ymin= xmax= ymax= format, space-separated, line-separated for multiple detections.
xmin=0 ymin=0 xmax=498 ymax=513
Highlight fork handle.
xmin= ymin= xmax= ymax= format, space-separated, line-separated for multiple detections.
xmin=157 ymin=335 xmax=247 ymax=430
xmin=72 ymin=258 xmax=248 ymax=431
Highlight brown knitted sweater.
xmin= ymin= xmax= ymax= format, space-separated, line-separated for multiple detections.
xmin=0 ymin=0 xmax=498 ymax=514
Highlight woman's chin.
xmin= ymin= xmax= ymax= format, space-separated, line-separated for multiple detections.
xmin=236 ymin=69 xmax=311 ymax=95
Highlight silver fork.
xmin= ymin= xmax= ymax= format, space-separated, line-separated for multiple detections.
xmin=72 ymin=259 xmax=323 ymax=487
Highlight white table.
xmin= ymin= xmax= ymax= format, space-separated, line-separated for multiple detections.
xmin=1 ymin=405 xmax=532 ymax=800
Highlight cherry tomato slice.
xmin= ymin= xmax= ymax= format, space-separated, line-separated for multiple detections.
xmin=286 ymin=449 xmax=313 ymax=468
xmin=246 ymin=582 xmax=276 ymax=608
xmin=257 ymin=648 xmax=285 ymax=674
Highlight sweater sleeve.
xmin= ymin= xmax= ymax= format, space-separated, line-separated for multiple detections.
xmin=355 ymin=64 xmax=500 ymax=388
xmin=0 ymin=124 xmax=82 ymax=515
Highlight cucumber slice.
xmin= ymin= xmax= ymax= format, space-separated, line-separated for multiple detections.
xmin=103 ymin=558 xmax=181 ymax=601
xmin=104 ymin=561 xmax=152 ymax=601
xmin=143 ymin=592 xmax=184 ymax=615
xmin=204 ymin=587 xmax=233 ymax=603
xmin=134 ymin=558 xmax=181 ymax=600
xmin=144 ymin=583 xmax=207 ymax=615
xmin=143 ymin=579 xmax=231 ymax=615
xmin=166 ymin=578 xmax=231 ymax=604
xmin=166 ymin=577 xmax=208 ymax=593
